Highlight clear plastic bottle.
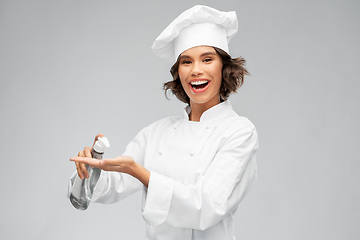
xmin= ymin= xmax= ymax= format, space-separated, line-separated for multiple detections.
xmin=69 ymin=137 xmax=110 ymax=210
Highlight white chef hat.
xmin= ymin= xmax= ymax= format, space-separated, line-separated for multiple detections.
xmin=151 ymin=5 xmax=238 ymax=63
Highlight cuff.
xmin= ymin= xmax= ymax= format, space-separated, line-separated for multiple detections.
xmin=142 ymin=171 xmax=174 ymax=225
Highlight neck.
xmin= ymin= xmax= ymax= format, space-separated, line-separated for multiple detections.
xmin=189 ymin=98 xmax=220 ymax=122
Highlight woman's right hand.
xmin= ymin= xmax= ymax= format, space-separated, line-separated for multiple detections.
xmin=74 ymin=133 xmax=104 ymax=179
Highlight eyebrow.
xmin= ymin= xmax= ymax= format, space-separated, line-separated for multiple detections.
xmin=179 ymin=51 xmax=217 ymax=60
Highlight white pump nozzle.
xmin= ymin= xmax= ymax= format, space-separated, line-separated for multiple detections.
xmin=93 ymin=137 xmax=110 ymax=153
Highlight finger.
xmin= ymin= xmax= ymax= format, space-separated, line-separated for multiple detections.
xmin=84 ymin=146 xmax=92 ymax=158
xmin=71 ymin=156 xmax=101 ymax=168
xmin=74 ymin=151 xmax=85 ymax=179
xmin=101 ymin=156 xmax=127 ymax=166
xmin=92 ymin=133 xmax=104 ymax=148
xmin=75 ymin=161 xmax=84 ymax=180
xmin=79 ymin=151 xmax=89 ymax=178
xmin=73 ymin=157 xmax=117 ymax=172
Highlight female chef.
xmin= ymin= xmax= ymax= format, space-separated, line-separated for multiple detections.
xmin=70 ymin=5 xmax=258 ymax=240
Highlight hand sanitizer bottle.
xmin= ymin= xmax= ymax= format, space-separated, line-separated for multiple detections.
xmin=69 ymin=137 xmax=110 ymax=210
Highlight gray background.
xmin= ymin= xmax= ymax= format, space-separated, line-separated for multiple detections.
xmin=0 ymin=0 xmax=359 ymax=239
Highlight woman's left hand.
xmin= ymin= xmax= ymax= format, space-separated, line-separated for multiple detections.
xmin=70 ymin=155 xmax=150 ymax=187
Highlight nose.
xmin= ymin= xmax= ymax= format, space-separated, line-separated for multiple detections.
xmin=191 ymin=62 xmax=204 ymax=76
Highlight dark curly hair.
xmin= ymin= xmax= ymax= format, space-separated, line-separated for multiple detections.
xmin=163 ymin=47 xmax=249 ymax=104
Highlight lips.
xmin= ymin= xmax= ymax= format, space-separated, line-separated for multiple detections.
xmin=189 ymin=79 xmax=210 ymax=93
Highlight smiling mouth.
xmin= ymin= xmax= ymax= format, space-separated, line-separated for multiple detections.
xmin=190 ymin=80 xmax=209 ymax=90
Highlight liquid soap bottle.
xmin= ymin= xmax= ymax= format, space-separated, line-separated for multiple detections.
xmin=69 ymin=136 xmax=110 ymax=210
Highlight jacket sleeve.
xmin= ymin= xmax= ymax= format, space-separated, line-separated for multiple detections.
xmin=142 ymin=124 xmax=258 ymax=230
xmin=92 ymin=127 xmax=150 ymax=204
xmin=68 ymin=127 xmax=149 ymax=204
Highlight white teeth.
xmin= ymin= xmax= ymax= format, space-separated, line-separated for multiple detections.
xmin=191 ymin=80 xmax=208 ymax=85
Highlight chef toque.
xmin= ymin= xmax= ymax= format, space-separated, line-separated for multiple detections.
xmin=151 ymin=5 xmax=238 ymax=63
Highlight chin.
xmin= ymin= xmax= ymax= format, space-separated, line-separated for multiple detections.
xmin=189 ymin=94 xmax=220 ymax=106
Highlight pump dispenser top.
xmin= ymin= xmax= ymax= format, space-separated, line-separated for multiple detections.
xmin=93 ymin=137 xmax=110 ymax=153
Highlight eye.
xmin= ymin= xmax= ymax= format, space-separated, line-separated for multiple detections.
xmin=181 ymin=60 xmax=192 ymax=64
xmin=203 ymin=58 xmax=213 ymax=63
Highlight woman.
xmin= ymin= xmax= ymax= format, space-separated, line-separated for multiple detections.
xmin=69 ymin=5 xmax=258 ymax=240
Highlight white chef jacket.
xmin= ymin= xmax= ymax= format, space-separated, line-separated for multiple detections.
xmin=68 ymin=100 xmax=258 ymax=240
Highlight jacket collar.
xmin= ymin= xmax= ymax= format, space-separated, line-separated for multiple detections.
xmin=183 ymin=100 xmax=233 ymax=124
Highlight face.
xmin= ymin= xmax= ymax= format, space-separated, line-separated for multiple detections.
xmin=178 ymin=46 xmax=223 ymax=109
